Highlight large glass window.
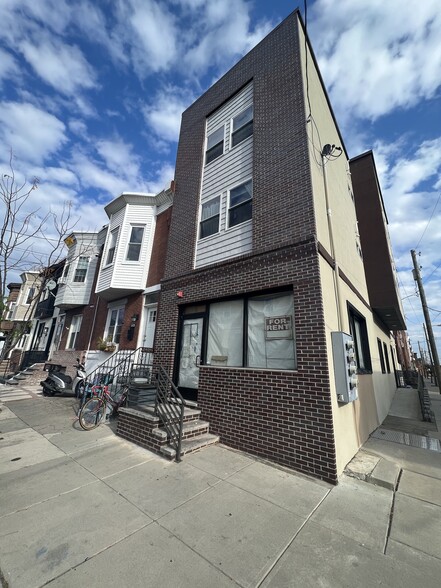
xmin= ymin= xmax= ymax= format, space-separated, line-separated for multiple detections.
xmin=73 ymin=257 xmax=89 ymax=283
xmin=106 ymin=307 xmax=125 ymax=344
xmin=200 ymin=196 xmax=220 ymax=239
xmin=106 ymin=227 xmax=119 ymax=265
xmin=348 ymin=305 xmax=372 ymax=373
xmin=229 ymin=180 xmax=252 ymax=228
xmin=205 ymin=126 xmax=224 ymax=165
xmin=231 ymin=105 xmax=253 ymax=147
xmin=205 ymin=291 xmax=295 ymax=370
xmin=126 ymin=226 xmax=144 ymax=262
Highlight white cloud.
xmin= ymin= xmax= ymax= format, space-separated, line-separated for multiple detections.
xmin=310 ymin=0 xmax=441 ymax=123
xmin=19 ymin=35 xmax=97 ymax=96
xmin=95 ymin=138 xmax=142 ymax=180
xmin=142 ymin=87 xmax=193 ymax=142
xmin=0 ymin=102 xmax=67 ymax=164
xmin=114 ymin=0 xmax=178 ymax=77
xmin=0 ymin=48 xmax=19 ymax=85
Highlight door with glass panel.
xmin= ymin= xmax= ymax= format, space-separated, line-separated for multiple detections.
xmin=177 ymin=315 xmax=205 ymax=401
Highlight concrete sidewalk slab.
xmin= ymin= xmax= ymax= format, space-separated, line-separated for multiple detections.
xmin=0 ymin=416 xmax=28 ymax=433
xmin=398 ymin=470 xmax=441 ymax=506
xmin=46 ymin=523 xmax=237 ymax=588
xmin=310 ymin=475 xmax=392 ymax=551
xmin=45 ymin=424 xmax=116 ymax=454
xmin=0 ymin=482 xmax=151 ymax=587
xmin=227 ymin=460 xmax=330 ymax=517
xmin=0 ymin=456 xmax=97 ymax=518
xmin=105 ymin=459 xmax=220 ymax=520
xmin=390 ymin=493 xmax=441 ymax=560
xmin=0 ymin=404 xmax=16 ymax=420
xmin=160 ymin=480 xmax=306 ymax=588
xmin=370 ymin=458 xmax=400 ymax=490
xmin=260 ymin=521 xmax=440 ymax=588
xmin=185 ymin=444 xmax=254 ymax=478
xmin=364 ymin=437 xmax=441 ymax=480
xmin=72 ymin=437 xmax=156 ymax=479
xmin=0 ymin=428 xmax=65 ymax=474
xmin=386 ymin=539 xmax=441 ymax=581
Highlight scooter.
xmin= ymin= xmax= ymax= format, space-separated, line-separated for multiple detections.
xmin=40 ymin=358 xmax=86 ymax=397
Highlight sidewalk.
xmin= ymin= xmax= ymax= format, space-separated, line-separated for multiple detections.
xmin=0 ymin=383 xmax=440 ymax=587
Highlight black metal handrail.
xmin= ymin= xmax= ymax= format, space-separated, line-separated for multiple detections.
xmin=80 ymin=347 xmax=153 ymax=407
xmin=417 ymin=373 xmax=435 ymax=422
xmin=154 ymin=366 xmax=188 ymax=462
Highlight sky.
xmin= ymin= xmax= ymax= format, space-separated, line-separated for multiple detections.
xmin=1 ymin=0 xmax=441 ymax=360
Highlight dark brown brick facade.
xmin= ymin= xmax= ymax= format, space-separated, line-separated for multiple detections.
xmin=154 ymin=10 xmax=337 ymax=483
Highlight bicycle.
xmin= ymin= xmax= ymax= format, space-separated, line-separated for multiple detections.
xmin=78 ymin=384 xmax=128 ymax=430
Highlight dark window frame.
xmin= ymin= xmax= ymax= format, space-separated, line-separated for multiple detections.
xmin=377 ymin=338 xmax=386 ymax=374
xmin=202 ymin=287 xmax=296 ymax=370
xmin=383 ymin=342 xmax=391 ymax=373
xmin=348 ymin=303 xmax=372 ymax=374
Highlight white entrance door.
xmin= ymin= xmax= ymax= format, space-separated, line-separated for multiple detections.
xmin=142 ymin=305 xmax=157 ymax=348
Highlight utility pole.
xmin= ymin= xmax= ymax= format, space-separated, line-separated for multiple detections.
xmin=423 ymin=323 xmax=434 ymax=383
xmin=411 ymin=249 xmax=441 ymax=391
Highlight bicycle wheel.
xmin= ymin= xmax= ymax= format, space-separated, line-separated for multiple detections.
xmin=78 ymin=397 xmax=106 ymax=430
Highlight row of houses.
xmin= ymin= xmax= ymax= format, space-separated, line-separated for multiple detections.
xmin=1 ymin=10 xmax=412 ymax=483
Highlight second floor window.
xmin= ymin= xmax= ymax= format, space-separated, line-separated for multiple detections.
xmin=200 ymin=196 xmax=220 ymax=239
xmin=205 ymin=126 xmax=224 ymax=165
xmin=229 ymin=180 xmax=252 ymax=228
xmin=106 ymin=227 xmax=119 ymax=265
xmin=126 ymin=226 xmax=144 ymax=261
xmin=25 ymin=287 xmax=35 ymax=304
xmin=73 ymin=257 xmax=89 ymax=283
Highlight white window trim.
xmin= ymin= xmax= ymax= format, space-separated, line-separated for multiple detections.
xmin=205 ymin=124 xmax=225 ymax=166
xmin=66 ymin=314 xmax=82 ymax=350
xmin=229 ymin=104 xmax=253 ymax=151
xmin=104 ymin=305 xmax=125 ymax=344
xmin=104 ymin=226 xmax=120 ymax=267
xmin=73 ymin=256 xmax=89 ymax=283
xmin=124 ymin=224 xmax=146 ymax=263
xmin=226 ymin=177 xmax=253 ymax=230
xmin=199 ymin=195 xmax=221 ymax=240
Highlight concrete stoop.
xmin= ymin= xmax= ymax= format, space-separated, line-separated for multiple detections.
xmin=116 ymin=401 xmax=219 ymax=460
xmin=345 ymin=450 xmax=401 ymax=491
xmin=6 ymin=363 xmax=45 ymax=386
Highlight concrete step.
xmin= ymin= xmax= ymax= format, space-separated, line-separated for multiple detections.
xmin=152 ymin=419 xmax=210 ymax=442
xmin=160 ymin=433 xmax=219 ymax=459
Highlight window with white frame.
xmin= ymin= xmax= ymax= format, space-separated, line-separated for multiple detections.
xmin=105 ymin=306 xmax=125 ymax=344
xmin=206 ymin=291 xmax=295 ymax=369
xmin=200 ymin=196 xmax=220 ymax=239
xmin=106 ymin=227 xmax=119 ymax=265
xmin=25 ymin=287 xmax=35 ymax=304
xmin=228 ymin=180 xmax=252 ymax=228
xmin=73 ymin=257 xmax=89 ymax=283
xmin=67 ymin=315 xmax=82 ymax=349
xmin=205 ymin=126 xmax=224 ymax=165
xmin=231 ymin=105 xmax=253 ymax=148
xmin=126 ymin=226 xmax=144 ymax=262
xmin=62 ymin=263 xmax=70 ymax=280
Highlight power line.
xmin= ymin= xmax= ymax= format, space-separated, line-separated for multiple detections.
xmin=414 ymin=192 xmax=441 ymax=250
xmin=422 ymin=258 xmax=441 ymax=285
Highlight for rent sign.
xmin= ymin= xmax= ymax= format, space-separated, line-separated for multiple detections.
xmin=265 ymin=316 xmax=293 ymax=339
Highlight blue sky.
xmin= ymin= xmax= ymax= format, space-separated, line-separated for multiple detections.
xmin=1 ymin=0 xmax=441 ymax=359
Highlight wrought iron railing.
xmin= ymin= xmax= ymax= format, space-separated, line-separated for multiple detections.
xmin=154 ymin=366 xmax=188 ymax=462
xmin=417 ymin=373 xmax=435 ymax=423
xmin=80 ymin=347 xmax=154 ymax=407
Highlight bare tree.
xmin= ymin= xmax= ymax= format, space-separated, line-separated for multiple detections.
xmin=0 ymin=152 xmax=78 ymax=359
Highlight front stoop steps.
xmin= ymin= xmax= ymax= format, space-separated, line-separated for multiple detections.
xmin=1 ymin=364 xmax=44 ymax=386
xmin=117 ymin=403 xmax=219 ymax=460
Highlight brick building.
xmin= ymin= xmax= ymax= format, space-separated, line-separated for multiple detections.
xmin=151 ymin=10 xmax=405 ymax=483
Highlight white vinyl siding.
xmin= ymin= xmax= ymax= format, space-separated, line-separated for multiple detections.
xmin=195 ymin=82 xmax=253 ymax=268
xmin=97 ymin=208 xmax=125 ymax=292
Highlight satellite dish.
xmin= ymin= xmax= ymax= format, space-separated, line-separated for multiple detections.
xmin=46 ymin=279 xmax=57 ymax=291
